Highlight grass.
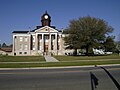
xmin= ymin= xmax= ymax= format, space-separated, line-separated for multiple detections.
xmin=54 ymin=54 xmax=120 ymax=61
xmin=0 ymin=54 xmax=120 ymax=68
xmin=0 ymin=56 xmax=45 ymax=62
xmin=0 ymin=60 xmax=120 ymax=68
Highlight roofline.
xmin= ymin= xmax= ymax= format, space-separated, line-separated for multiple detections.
xmin=12 ymin=31 xmax=29 ymax=33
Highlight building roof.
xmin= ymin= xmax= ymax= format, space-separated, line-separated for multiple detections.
xmin=0 ymin=47 xmax=12 ymax=52
xmin=12 ymin=31 xmax=29 ymax=33
xmin=31 ymin=26 xmax=57 ymax=32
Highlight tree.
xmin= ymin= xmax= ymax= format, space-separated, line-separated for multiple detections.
xmin=64 ymin=16 xmax=114 ymax=55
xmin=116 ymin=41 xmax=120 ymax=55
xmin=9 ymin=44 xmax=13 ymax=48
xmin=116 ymin=34 xmax=120 ymax=51
xmin=103 ymin=36 xmax=116 ymax=52
xmin=2 ymin=43 xmax=7 ymax=47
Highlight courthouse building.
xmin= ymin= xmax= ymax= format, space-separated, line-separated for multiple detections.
xmin=12 ymin=11 xmax=70 ymax=56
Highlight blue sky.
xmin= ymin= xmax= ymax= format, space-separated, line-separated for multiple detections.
xmin=0 ymin=0 xmax=120 ymax=44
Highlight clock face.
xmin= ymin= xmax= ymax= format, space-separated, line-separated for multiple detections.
xmin=44 ymin=15 xmax=48 ymax=19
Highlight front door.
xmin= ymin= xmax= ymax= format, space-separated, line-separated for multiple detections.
xmin=45 ymin=45 xmax=48 ymax=55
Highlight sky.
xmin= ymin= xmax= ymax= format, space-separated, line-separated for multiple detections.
xmin=0 ymin=0 xmax=120 ymax=45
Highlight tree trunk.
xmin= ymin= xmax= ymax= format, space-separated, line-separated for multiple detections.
xmin=86 ymin=45 xmax=89 ymax=56
xmin=73 ymin=48 xmax=77 ymax=56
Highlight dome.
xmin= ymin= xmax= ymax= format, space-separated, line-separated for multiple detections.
xmin=41 ymin=11 xmax=51 ymax=20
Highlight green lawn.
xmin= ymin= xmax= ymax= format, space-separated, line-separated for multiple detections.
xmin=0 ymin=56 xmax=45 ymax=62
xmin=54 ymin=54 xmax=120 ymax=61
xmin=0 ymin=54 xmax=120 ymax=68
xmin=0 ymin=60 xmax=120 ymax=68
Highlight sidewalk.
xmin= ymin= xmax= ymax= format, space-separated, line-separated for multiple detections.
xmin=0 ymin=62 xmax=45 ymax=64
xmin=0 ymin=58 xmax=119 ymax=64
xmin=0 ymin=64 xmax=120 ymax=70
xmin=44 ymin=55 xmax=59 ymax=62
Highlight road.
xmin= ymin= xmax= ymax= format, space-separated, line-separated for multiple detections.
xmin=0 ymin=65 xmax=120 ymax=90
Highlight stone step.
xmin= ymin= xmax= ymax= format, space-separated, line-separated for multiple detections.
xmin=44 ymin=55 xmax=59 ymax=62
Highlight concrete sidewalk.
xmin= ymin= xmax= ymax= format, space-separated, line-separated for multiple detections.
xmin=44 ymin=55 xmax=59 ymax=62
xmin=0 ymin=62 xmax=45 ymax=64
xmin=0 ymin=64 xmax=120 ymax=70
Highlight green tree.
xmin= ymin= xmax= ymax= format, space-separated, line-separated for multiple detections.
xmin=116 ymin=41 xmax=120 ymax=55
xmin=2 ymin=43 xmax=7 ymax=47
xmin=64 ymin=16 xmax=114 ymax=55
xmin=116 ymin=42 xmax=120 ymax=51
xmin=103 ymin=36 xmax=116 ymax=52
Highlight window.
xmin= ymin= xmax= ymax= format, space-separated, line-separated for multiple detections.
xmin=51 ymin=35 xmax=55 ymax=40
xmin=24 ymin=52 xmax=27 ymax=54
xmin=24 ymin=44 xmax=28 ymax=50
xmin=33 ymin=36 xmax=35 ymax=42
xmin=19 ymin=44 xmax=23 ymax=50
xmin=19 ymin=52 xmax=22 ymax=54
xmin=24 ymin=37 xmax=28 ymax=42
xmin=39 ymin=35 xmax=42 ymax=39
xmin=14 ymin=53 xmax=16 ymax=55
xmin=45 ymin=35 xmax=49 ymax=39
xmin=33 ymin=44 xmax=35 ymax=50
xmin=20 ymin=37 xmax=23 ymax=41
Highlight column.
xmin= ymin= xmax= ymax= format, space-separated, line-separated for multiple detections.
xmin=59 ymin=34 xmax=63 ymax=55
xmin=49 ymin=34 xmax=51 ymax=54
xmin=29 ymin=34 xmax=31 ymax=55
xmin=60 ymin=34 xmax=62 ymax=51
xmin=38 ymin=35 xmax=40 ymax=50
xmin=35 ymin=34 xmax=38 ymax=53
xmin=41 ymin=34 xmax=44 ymax=54
xmin=55 ymin=33 xmax=58 ymax=55
xmin=12 ymin=35 xmax=15 ymax=56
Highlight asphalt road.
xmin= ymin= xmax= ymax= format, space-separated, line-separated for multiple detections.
xmin=0 ymin=65 xmax=120 ymax=90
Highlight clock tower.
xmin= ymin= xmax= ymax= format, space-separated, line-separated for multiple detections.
xmin=41 ymin=11 xmax=51 ymax=26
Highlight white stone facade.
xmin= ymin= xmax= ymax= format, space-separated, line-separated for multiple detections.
xmin=12 ymin=26 xmax=66 ymax=56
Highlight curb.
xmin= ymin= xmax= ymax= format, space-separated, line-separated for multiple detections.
xmin=0 ymin=64 xmax=120 ymax=70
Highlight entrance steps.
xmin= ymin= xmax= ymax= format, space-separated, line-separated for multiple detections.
xmin=44 ymin=55 xmax=59 ymax=62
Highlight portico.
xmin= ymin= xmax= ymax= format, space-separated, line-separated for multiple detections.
xmin=35 ymin=31 xmax=59 ymax=55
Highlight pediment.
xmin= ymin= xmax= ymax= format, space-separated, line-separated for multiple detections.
xmin=35 ymin=26 xmax=58 ymax=33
